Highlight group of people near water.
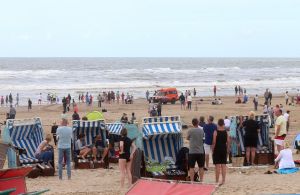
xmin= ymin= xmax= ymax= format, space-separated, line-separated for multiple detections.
xmin=0 ymin=93 xmax=19 ymax=107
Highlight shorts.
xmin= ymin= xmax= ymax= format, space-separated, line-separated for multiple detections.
xmin=274 ymin=134 xmax=286 ymax=146
xmin=204 ymin=144 xmax=212 ymax=154
xmin=188 ymin=153 xmax=205 ymax=168
xmin=119 ymin=153 xmax=130 ymax=162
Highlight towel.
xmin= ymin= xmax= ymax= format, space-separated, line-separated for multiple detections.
xmin=276 ymin=167 xmax=300 ymax=174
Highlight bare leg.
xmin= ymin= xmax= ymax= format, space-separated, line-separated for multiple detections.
xmin=221 ymin=164 xmax=227 ymax=185
xmin=246 ymin=147 xmax=250 ymax=164
xmin=215 ymin=164 xmax=220 ymax=183
xmin=101 ymin=148 xmax=109 ymax=162
xmin=189 ymin=168 xmax=195 ymax=182
xmin=92 ymin=147 xmax=97 ymax=161
xmin=119 ymin=159 xmax=126 ymax=188
xmin=250 ymin=147 xmax=256 ymax=165
xmin=126 ymin=160 xmax=133 ymax=187
xmin=198 ymin=168 xmax=204 ymax=182
xmin=205 ymin=154 xmax=209 ymax=169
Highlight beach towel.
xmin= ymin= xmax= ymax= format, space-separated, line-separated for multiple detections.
xmin=276 ymin=167 xmax=299 ymax=174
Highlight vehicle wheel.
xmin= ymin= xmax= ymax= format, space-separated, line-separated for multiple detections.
xmin=171 ymin=99 xmax=176 ymax=104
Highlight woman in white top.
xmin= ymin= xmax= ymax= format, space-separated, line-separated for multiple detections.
xmin=275 ymin=141 xmax=295 ymax=169
xmin=35 ymin=134 xmax=54 ymax=164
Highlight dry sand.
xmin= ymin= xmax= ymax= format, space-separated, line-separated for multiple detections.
xmin=1 ymin=95 xmax=299 ymax=195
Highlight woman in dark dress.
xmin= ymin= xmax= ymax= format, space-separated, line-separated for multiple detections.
xmin=119 ymin=128 xmax=137 ymax=188
xmin=242 ymin=111 xmax=260 ymax=166
xmin=212 ymin=119 xmax=230 ymax=185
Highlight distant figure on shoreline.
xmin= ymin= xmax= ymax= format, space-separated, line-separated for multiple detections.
xmin=28 ymin=98 xmax=32 ymax=111
xmin=235 ymin=86 xmax=238 ymax=96
xmin=213 ymin=85 xmax=217 ymax=97
xmin=38 ymin=93 xmax=42 ymax=105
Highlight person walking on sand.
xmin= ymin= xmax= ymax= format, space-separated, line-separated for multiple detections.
xmin=193 ymin=88 xmax=196 ymax=97
xmin=38 ymin=93 xmax=42 ymax=105
xmin=212 ymin=119 xmax=230 ymax=185
xmin=119 ymin=128 xmax=137 ymax=188
xmin=187 ymin=118 xmax=205 ymax=182
xmin=56 ymin=116 xmax=72 ymax=180
xmin=15 ymin=93 xmax=19 ymax=107
xmin=146 ymin=90 xmax=150 ymax=101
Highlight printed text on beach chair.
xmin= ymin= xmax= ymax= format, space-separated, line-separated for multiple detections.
xmin=7 ymin=118 xmax=44 ymax=165
xmin=142 ymin=116 xmax=183 ymax=163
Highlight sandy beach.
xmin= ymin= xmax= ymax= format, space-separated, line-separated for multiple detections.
xmin=1 ymin=95 xmax=299 ymax=195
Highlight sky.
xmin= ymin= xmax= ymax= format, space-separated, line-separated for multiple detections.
xmin=0 ymin=0 xmax=300 ymax=57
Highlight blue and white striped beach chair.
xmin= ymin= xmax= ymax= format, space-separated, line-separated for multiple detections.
xmin=142 ymin=116 xmax=183 ymax=163
xmin=6 ymin=118 xmax=44 ymax=165
xmin=106 ymin=123 xmax=123 ymax=135
xmin=72 ymin=120 xmax=107 ymax=148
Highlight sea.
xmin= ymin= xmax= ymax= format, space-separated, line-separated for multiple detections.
xmin=0 ymin=58 xmax=300 ymax=105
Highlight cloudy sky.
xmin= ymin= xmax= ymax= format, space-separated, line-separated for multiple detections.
xmin=1 ymin=0 xmax=299 ymax=57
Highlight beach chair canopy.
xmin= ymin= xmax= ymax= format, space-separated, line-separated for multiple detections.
xmin=5 ymin=118 xmax=44 ymax=164
xmin=126 ymin=179 xmax=217 ymax=195
xmin=142 ymin=116 xmax=183 ymax=163
xmin=72 ymin=120 xmax=107 ymax=148
xmin=86 ymin=111 xmax=105 ymax=121
xmin=106 ymin=122 xmax=123 ymax=135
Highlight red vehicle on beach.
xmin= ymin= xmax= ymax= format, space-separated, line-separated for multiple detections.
xmin=151 ymin=88 xmax=179 ymax=104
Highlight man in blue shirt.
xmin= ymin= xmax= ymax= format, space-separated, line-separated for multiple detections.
xmin=56 ymin=116 xmax=73 ymax=180
xmin=203 ymin=116 xmax=217 ymax=170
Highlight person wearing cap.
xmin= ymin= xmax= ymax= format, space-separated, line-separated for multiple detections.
xmin=275 ymin=141 xmax=295 ymax=169
xmin=56 ymin=116 xmax=72 ymax=180
xmin=274 ymin=109 xmax=287 ymax=153
xmin=242 ymin=111 xmax=260 ymax=166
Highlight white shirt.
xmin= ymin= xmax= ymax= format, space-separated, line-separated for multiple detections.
xmin=283 ymin=113 xmax=289 ymax=121
xmin=187 ymin=95 xmax=192 ymax=102
xmin=224 ymin=119 xmax=231 ymax=128
xmin=285 ymin=93 xmax=289 ymax=100
xmin=275 ymin=148 xmax=295 ymax=169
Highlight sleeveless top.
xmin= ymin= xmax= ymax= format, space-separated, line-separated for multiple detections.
xmin=214 ymin=130 xmax=227 ymax=153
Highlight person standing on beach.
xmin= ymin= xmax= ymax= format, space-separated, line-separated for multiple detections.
xmin=285 ymin=91 xmax=289 ymax=105
xmin=274 ymin=109 xmax=287 ymax=153
xmin=28 ymin=99 xmax=32 ymax=111
xmin=9 ymin=105 xmax=16 ymax=119
xmin=253 ymin=94 xmax=259 ymax=111
xmin=157 ymin=102 xmax=162 ymax=116
xmin=187 ymin=118 xmax=205 ymax=182
xmin=213 ymin=85 xmax=217 ymax=97
xmin=121 ymin=92 xmax=125 ymax=104
xmin=193 ymin=88 xmax=196 ymax=97
xmin=1 ymin=96 xmax=4 ymax=106
xmin=57 ymin=117 xmax=72 ymax=180
xmin=212 ymin=119 xmax=229 ymax=185
xmin=179 ymin=93 xmax=185 ymax=110
xmin=203 ymin=116 xmax=217 ymax=170
xmin=5 ymin=95 xmax=8 ymax=106
xmin=146 ymin=90 xmax=150 ymax=101
xmin=116 ymin=91 xmax=120 ymax=104
xmin=38 ymin=93 xmax=42 ymax=105
xmin=9 ymin=93 xmax=13 ymax=105
xmin=242 ymin=112 xmax=259 ymax=166
xmin=97 ymin=93 xmax=102 ymax=107
xmin=268 ymin=91 xmax=273 ymax=105
xmin=235 ymin=86 xmax=238 ymax=96
xmin=187 ymin=94 xmax=192 ymax=110
xmin=15 ymin=93 xmax=19 ymax=107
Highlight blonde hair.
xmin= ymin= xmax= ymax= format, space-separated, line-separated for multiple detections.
xmin=284 ymin=141 xmax=290 ymax=149
xmin=45 ymin=134 xmax=52 ymax=142
xmin=249 ymin=111 xmax=256 ymax=119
